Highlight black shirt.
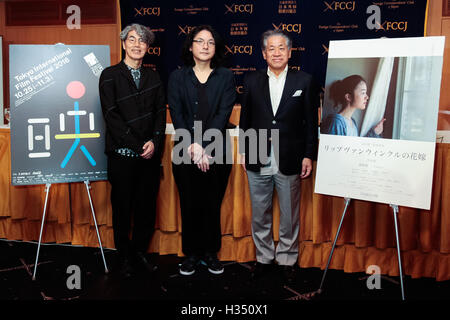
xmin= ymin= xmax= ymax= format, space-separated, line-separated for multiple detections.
xmin=196 ymin=81 xmax=210 ymax=123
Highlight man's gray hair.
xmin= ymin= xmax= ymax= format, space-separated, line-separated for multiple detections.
xmin=260 ymin=29 xmax=292 ymax=50
xmin=120 ymin=23 xmax=155 ymax=46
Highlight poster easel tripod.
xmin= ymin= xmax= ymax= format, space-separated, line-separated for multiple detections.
xmin=32 ymin=180 xmax=109 ymax=280
xmin=318 ymin=198 xmax=405 ymax=300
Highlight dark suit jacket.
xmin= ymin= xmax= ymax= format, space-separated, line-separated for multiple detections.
xmin=168 ymin=66 xmax=236 ymax=158
xmin=239 ymin=69 xmax=318 ymax=175
xmin=99 ymin=60 xmax=166 ymax=160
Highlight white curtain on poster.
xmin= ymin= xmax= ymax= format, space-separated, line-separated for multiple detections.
xmin=360 ymin=57 xmax=394 ymax=137
xmin=392 ymin=56 xmax=444 ymax=142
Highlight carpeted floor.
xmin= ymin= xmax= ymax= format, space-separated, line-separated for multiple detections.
xmin=1 ymin=239 xmax=448 ymax=313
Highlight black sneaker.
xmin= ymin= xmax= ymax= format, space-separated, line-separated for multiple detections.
xmin=135 ymin=251 xmax=158 ymax=274
xmin=179 ymin=255 xmax=199 ymax=275
xmin=116 ymin=258 xmax=134 ymax=278
xmin=202 ymin=253 xmax=224 ymax=275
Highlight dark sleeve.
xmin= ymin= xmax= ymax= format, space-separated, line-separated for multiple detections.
xmin=238 ymin=73 xmax=252 ymax=154
xmin=150 ymin=73 xmax=167 ymax=157
xmin=99 ymin=69 xmax=145 ymax=153
xmin=203 ymin=70 xmax=236 ymax=149
xmin=168 ymin=71 xmax=190 ymax=132
xmin=206 ymin=70 xmax=236 ymax=131
xmin=302 ymin=75 xmax=319 ymax=160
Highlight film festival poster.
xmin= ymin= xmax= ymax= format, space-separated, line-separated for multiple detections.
xmin=314 ymin=36 xmax=445 ymax=210
xmin=9 ymin=45 xmax=110 ymax=186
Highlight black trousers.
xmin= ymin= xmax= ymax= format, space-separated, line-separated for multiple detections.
xmin=107 ymin=153 xmax=161 ymax=257
xmin=172 ymin=163 xmax=231 ymax=256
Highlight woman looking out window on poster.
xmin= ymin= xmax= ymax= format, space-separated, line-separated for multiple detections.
xmin=321 ymin=75 xmax=385 ymax=137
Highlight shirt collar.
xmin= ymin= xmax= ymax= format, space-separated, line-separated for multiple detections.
xmin=125 ymin=63 xmax=141 ymax=71
xmin=187 ymin=66 xmax=216 ymax=84
xmin=267 ymin=65 xmax=288 ymax=79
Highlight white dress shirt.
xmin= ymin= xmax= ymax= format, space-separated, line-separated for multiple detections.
xmin=261 ymin=65 xmax=288 ymax=175
xmin=268 ymin=65 xmax=288 ymax=115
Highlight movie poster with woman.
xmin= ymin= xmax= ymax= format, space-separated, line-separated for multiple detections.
xmin=315 ymin=37 xmax=445 ymax=210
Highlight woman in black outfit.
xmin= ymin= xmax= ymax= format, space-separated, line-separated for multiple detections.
xmin=168 ymin=25 xmax=236 ymax=275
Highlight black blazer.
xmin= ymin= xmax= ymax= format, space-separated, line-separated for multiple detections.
xmin=99 ymin=61 xmax=166 ymax=159
xmin=239 ymin=69 xmax=318 ymax=175
xmin=168 ymin=66 xmax=236 ymax=157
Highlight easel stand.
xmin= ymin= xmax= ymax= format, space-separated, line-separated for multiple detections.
xmin=318 ymin=198 xmax=405 ymax=301
xmin=32 ymin=180 xmax=109 ymax=281
xmin=390 ymin=204 xmax=405 ymax=300
xmin=318 ymin=197 xmax=351 ymax=292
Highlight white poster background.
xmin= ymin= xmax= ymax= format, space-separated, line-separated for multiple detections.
xmin=315 ymin=135 xmax=435 ymax=209
xmin=315 ymin=37 xmax=445 ymax=210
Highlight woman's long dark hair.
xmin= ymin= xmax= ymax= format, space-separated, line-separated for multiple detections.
xmin=181 ymin=25 xmax=226 ymax=68
xmin=329 ymin=75 xmax=366 ymax=109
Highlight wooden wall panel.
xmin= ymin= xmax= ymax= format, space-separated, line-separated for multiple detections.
xmin=0 ymin=129 xmax=11 ymax=217
xmin=444 ymin=0 xmax=450 ymax=16
xmin=5 ymin=0 xmax=116 ymax=26
xmin=4 ymin=25 xmax=120 ymax=64
xmin=426 ymin=0 xmax=443 ymax=35
xmin=0 ymin=2 xmax=5 ymax=35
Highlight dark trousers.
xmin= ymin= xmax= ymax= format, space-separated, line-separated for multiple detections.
xmin=172 ymin=163 xmax=231 ymax=256
xmin=107 ymin=154 xmax=161 ymax=258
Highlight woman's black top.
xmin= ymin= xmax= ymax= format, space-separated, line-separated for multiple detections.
xmin=196 ymin=81 xmax=210 ymax=123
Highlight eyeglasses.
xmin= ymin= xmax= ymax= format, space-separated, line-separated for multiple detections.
xmin=192 ymin=39 xmax=215 ymax=46
xmin=126 ymin=36 xmax=146 ymax=45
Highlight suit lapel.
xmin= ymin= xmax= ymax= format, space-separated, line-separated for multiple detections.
xmin=139 ymin=66 xmax=150 ymax=90
xmin=119 ymin=61 xmax=140 ymax=90
xmin=275 ymin=70 xmax=296 ymax=116
xmin=261 ymin=71 xmax=274 ymax=116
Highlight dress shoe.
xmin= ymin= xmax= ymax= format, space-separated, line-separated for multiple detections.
xmin=117 ymin=258 xmax=134 ymax=278
xmin=279 ymin=264 xmax=299 ymax=285
xmin=250 ymin=261 xmax=276 ymax=280
xmin=135 ymin=251 xmax=158 ymax=274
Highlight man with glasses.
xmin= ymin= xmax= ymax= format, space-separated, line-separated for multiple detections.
xmin=99 ymin=24 xmax=166 ymax=278
xmin=168 ymin=25 xmax=235 ymax=276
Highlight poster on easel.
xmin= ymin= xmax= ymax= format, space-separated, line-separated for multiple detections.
xmin=9 ymin=44 xmax=110 ymax=185
xmin=314 ymin=37 xmax=445 ymax=210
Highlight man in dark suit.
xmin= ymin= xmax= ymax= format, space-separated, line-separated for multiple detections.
xmin=239 ymin=29 xmax=318 ymax=282
xmin=99 ymin=24 xmax=166 ymax=278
